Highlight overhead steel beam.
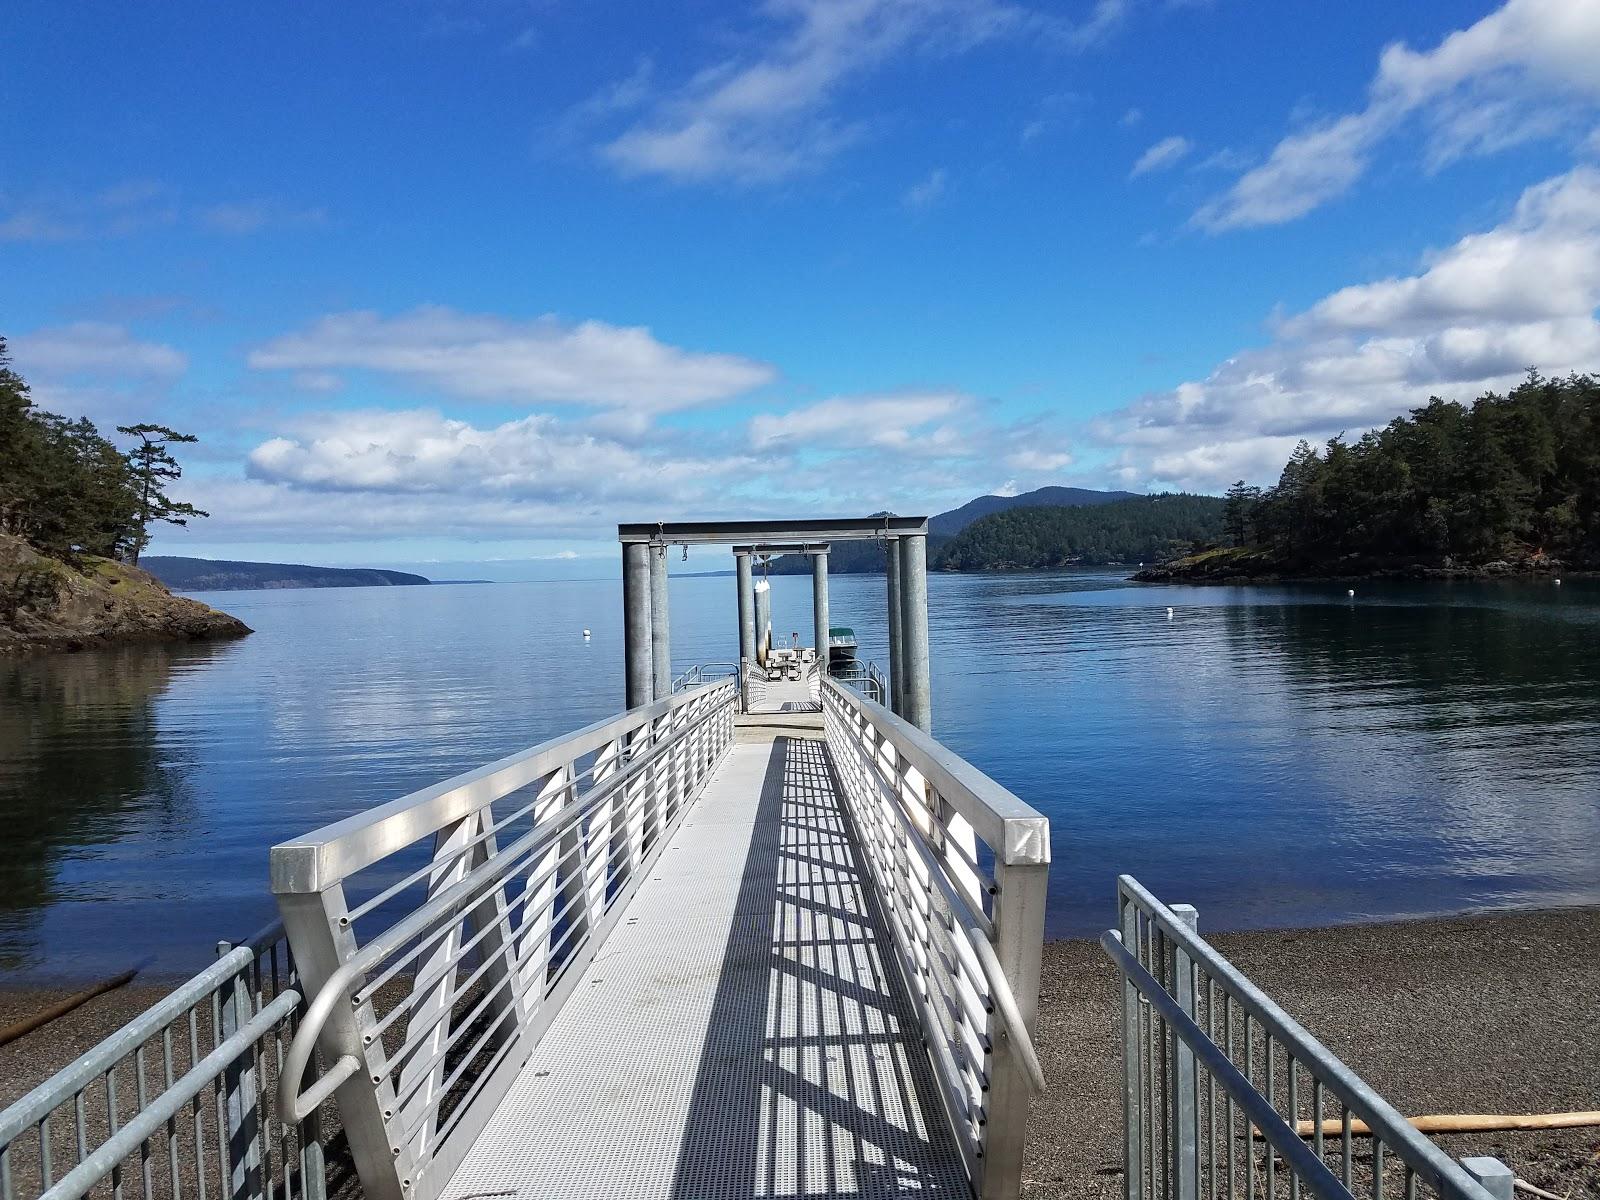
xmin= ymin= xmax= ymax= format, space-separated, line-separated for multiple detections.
xmin=619 ymin=517 xmax=926 ymax=545
xmin=731 ymin=543 xmax=831 ymax=555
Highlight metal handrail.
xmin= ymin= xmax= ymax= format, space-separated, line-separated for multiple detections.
xmin=1101 ymin=933 xmax=1350 ymax=1200
xmin=822 ymin=677 xmax=1049 ymax=865
xmin=1 ymin=927 xmax=323 ymax=1200
xmin=830 ymin=709 xmax=1046 ymax=1093
xmin=0 ymin=948 xmax=254 ymax=1142
xmin=830 ymin=659 xmax=887 ymax=705
xmin=670 ymin=662 xmax=739 ymax=692
xmin=274 ymin=704 xmax=707 ymax=1124
xmin=1107 ymin=876 xmax=1498 ymax=1200
xmin=34 ymin=992 xmax=303 ymax=1200
xmin=820 ymin=676 xmax=1049 ymax=1197
xmin=273 ymin=678 xmax=734 ymax=895
xmin=270 ymin=677 xmax=738 ymax=1200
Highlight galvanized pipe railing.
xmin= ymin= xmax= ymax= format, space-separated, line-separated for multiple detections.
xmin=0 ymin=921 xmax=326 ymax=1200
xmin=829 ymin=658 xmax=887 ymax=706
xmin=821 ymin=677 xmax=1050 ymax=1200
xmin=269 ymin=678 xmax=736 ymax=1200
xmin=669 ymin=662 xmax=739 ymax=692
xmin=1104 ymin=876 xmax=1503 ymax=1200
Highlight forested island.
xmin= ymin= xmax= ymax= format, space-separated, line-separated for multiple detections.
xmin=0 ymin=340 xmax=249 ymax=652
xmin=767 ymin=487 xmax=1144 ymax=574
xmin=935 ymin=494 xmax=1224 ymax=569
xmin=144 ymin=557 xmax=431 ymax=591
xmin=1140 ymin=373 xmax=1600 ymax=582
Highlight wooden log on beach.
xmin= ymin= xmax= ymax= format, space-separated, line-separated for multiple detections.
xmin=0 ymin=969 xmax=138 ymax=1047
xmin=1287 ymin=1111 xmax=1600 ymax=1138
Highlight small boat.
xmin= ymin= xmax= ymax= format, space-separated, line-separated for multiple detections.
xmin=828 ymin=626 xmax=858 ymax=666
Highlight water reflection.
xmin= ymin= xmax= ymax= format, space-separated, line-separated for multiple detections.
xmin=0 ymin=574 xmax=1596 ymax=980
xmin=0 ymin=644 xmax=225 ymax=973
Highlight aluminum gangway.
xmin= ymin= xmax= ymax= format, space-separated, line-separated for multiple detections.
xmin=269 ymin=676 xmax=1051 ymax=1200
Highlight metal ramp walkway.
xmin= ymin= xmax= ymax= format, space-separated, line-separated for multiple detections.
xmin=441 ymin=736 xmax=966 ymax=1200
xmin=270 ymin=677 xmax=1051 ymax=1200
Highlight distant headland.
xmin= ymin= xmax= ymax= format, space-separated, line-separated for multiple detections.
xmin=142 ymin=556 xmax=435 ymax=591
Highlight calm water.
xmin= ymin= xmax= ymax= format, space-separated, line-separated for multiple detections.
xmin=3 ymin=571 xmax=1599 ymax=981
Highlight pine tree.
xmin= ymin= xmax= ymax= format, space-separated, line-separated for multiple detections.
xmin=116 ymin=424 xmax=209 ymax=564
xmin=1222 ymin=481 xmax=1261 ymax=547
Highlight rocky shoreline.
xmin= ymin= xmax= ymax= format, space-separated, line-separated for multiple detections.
xmin=1133 ymin=545 xmax=1584 ymax=585
xmin=0 ymin=533 xmax=251 ymax=655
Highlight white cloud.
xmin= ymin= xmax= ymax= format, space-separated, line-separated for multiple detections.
xmin=1120 ymin=106 xmax=1144 ymax=127
xmin=1005 ymin=447 xmax=1074 ymax=472
xmin=590 ymin=0 xmax=1129 ymax=184
xmin=1101 ymin=167 xmax=1600 ymax=489
xmin=1195 ymin=0 xmax=1600 ymax=231
xmin=903 ymin=168 xmax=949 ymax=210
xmin=749 ymin=391 xmax=970 ymax=451
xmin=248 ymin=307 xmax=775 ymax=412
xmin=10 ymin=322 xmax=188 ymax=378
xmin=246 ymin=408 xmax=748 ymax=501
xmin=187 ymin=383 xmax=1083 ymax=544
xmin=1129 ymin=135 xmax=1192 ymax=177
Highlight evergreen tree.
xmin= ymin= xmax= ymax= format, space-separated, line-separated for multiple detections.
xmin=117 ymin=424 xmax=209 ymax=564
xmin=1222 ymin=481 xmax=1260 ymax=547
xmin=1226 ymin=374 xmax=1600 ymax=571
xmin=1 ymin=342 xmax=209 ymax=564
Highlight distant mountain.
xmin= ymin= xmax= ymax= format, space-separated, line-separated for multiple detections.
xmin=928 ymin=486 xmax=1139 ymax=536
xmin=767 ymin=487 xmax=1140 ymax=574
xmin=933 ymin=494 xmax=1226 ymax=570
xmin=765 ymin=536 xmax=953 ymax=575
xmin=143 ymin=557 xmax=431 ymax=591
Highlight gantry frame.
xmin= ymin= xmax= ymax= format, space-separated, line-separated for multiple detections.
xmin=616 ymin=516 xmax=933 ymax=731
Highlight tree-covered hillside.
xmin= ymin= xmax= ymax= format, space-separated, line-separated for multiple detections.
xmin=0 ymin=338 xmax=205 ymax=564
xmin=1217 ymin=372 xmax=1600 ymax=574
xmin=143 ymin=558 xmax=430 ymax=591
xmin=928 ymin=486 xmax=1138 ymax=535
xmin=933 ymin=495 xmax=1225 ymax=570
xmin=766 ymin=487 xmax=1136 ymax=574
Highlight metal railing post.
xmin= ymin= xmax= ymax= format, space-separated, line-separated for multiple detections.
xmin=982 ymin=857 xmax=1049 ymax=1200
xmin=276 ymin=887 xmax=412 ymax=1200
xmin=1118 ymin=895 xmax=1143 ymax=1200
xmin=215 ymin=940 xmax=263 ymax=1200
xmin=1167 ymin=904 xmax=1200 ymax=1200
xmin=1460 ymin=1157 xmax=1514 ymax=1200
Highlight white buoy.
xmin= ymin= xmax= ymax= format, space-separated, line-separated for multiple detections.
xmin=1347 ymin=589 xmax=1355 ymax=597
xmin=582 ymin=628 xmax=591 ymax=639
xmin=1166 ymin=607 xmax=1174 ymax=619
xmin=1554 ymin=578 xmax=1562 ymax=586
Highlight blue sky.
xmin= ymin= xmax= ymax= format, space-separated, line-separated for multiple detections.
xmin=5 ymin=0 xmax=1600 ymax=577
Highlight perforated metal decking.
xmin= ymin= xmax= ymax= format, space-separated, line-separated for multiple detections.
xmin=439 ymin=737 xmax=968 ymax=1200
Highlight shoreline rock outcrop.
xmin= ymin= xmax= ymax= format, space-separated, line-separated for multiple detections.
xmin=0 ymin=534 xmax=251 ymax=654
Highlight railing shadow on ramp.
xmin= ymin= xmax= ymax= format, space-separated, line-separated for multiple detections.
xmin=666 ymin=737 xmax=967 ymax=1199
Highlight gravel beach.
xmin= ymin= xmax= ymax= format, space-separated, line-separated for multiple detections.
xmin=1025 ymin=906 xmax=1600 ymax=1200
xmin=4 ymin=907 xmax=1597 ymax=1199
